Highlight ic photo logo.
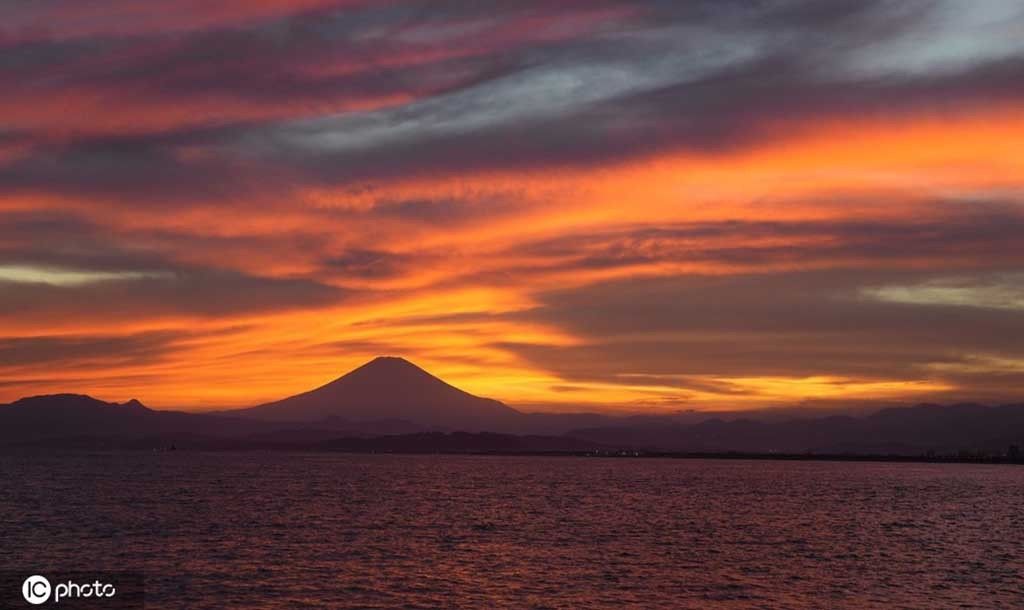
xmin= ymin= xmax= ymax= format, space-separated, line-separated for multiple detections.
xmin=21 ymin=575 xmax=117 ymax=605
xmin=22 ymin=575 xmax=50 ymax=605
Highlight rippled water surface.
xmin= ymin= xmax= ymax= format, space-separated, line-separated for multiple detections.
xmin=1 ymin=453 xmax=1022 ymax=608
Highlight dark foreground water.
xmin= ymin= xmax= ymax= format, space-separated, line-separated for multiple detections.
xmin=1 ymin=453 xmax=1022 ymax=609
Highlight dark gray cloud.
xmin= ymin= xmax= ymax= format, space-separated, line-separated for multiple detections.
xmin=0 ymin=210 xmax=173 ymax=271
xmin=2 ymin=1 xmax=1023 ymax=201
xmin=0 ymin=134 xmax=278 ymax=205
xmin=247 ymin=1 xmax=1024 ymax=182
xmin=499 ymin=268 xmax=1024 ymax=401
xmin=367 ymin=194 xmax=525 ymax=225
xmin=514 ymin=202 xmax=1024 ymax=273
xmin=0 ymin=331 xmax=182 ymax=368
xmin=0 ymin=269 xmax=345 ymax=321
xmin=322 ymin=249 xmax=414 ymax=280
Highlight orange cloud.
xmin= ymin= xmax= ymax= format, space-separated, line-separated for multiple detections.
xmin=2 ymin=2 xmax=1024 ymax=411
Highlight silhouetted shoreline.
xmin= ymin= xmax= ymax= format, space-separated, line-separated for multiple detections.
xmin=4 ymin=380 xmax=1023 ymax=459
xmin=557 ymin=450 xmax=1024 ymax=465
xmin=312 ymin=449 xmax=1024 ymax=464
xmin=3 ymin=444 xmax=1021 ymax=465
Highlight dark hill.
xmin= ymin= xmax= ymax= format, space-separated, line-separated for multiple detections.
xmin=0 ymin=393 xmax=296 ymax=447
xmin=568 ymin=403 xmax=1024 ymax=455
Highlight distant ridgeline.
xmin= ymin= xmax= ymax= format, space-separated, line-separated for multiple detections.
xmin=1 ymin=358 xmax=1022 ymax=459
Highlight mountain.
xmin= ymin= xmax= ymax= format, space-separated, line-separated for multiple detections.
xmin=568 ymin=403 xmax=1024 ymax=455
xmin=2 ymin=368 xmax=1022 ymax=455
xmin=0 ymin=392 xmax=597 ymax=452
xmin=0 ymin=394 xmax=152 ymax=437
xmin=0 ymin=393 xmax=331 ymax=448
xmin=229 ymin=356 xmax=522 ymax=431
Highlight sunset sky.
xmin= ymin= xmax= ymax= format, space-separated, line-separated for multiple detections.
xmin=2 ymin=0 xmax=1023 ymax=412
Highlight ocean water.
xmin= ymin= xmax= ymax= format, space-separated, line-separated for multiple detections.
xmin=1 ymin=452 xmax=1022 ymax=609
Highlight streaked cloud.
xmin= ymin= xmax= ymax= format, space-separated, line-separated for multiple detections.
xmin=843 ymin=0 xmax=1024 ymax=77
xmin=865 ymin=275 xmax=1024 ymax=311
xmin=0 ymin=0 xmax=1022 ymax=410
xmin=0 ymin=265 xmax=171 ymax=286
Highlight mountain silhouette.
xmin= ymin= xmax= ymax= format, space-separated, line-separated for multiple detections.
xmin=0 ymin=393 xmax=325 ymax=447
xmin=0 ymin=392 xmax=591 ymax=451
xmin=2 ymin=368 xmax=1022 ymax=455
xmin=567 ymin=403 xmax=1024 ymax=454
xmin=229 ymin=356 xmax=522 ymax=430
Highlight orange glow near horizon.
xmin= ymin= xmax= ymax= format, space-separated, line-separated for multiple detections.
xmin=2 ymin=2 xmax=1024 ymax=411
